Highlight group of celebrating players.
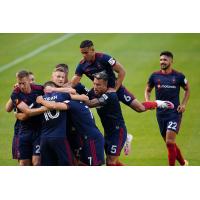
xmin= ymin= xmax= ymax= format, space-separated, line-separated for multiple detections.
xmin=5 ymin=40 xmax=190 ymax=166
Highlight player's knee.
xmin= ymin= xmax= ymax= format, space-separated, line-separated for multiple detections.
xmin=166 ymin=139 xmax=175 ymax=145
xmin=19 ymin=159 xmax=31 ymax=166
xmin=32 ymin=156 xmax=41 ymax=166
xmin=106 ymin=156 xmax=118 ymax=166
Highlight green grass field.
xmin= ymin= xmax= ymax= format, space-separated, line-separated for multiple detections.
xmin=0 ymin=33 xmax=200 ymax=166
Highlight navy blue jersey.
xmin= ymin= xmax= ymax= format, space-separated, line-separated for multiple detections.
xmin=74 ymin=82 xmax=89 ymax=95
xmin=40 ymin=92 xmax=71 ymax=138
xmin=88 ymin=89 xmax=125 ymax=133
xmin=10 ymin=84 xmax=44 ymax=132
xmin=147 ymin=69 xmax=187 ymax=115
xmin=66 ymin=100 xmax=101 ymax=139
xmin=75 ymin=52 xmax=117 ymax=88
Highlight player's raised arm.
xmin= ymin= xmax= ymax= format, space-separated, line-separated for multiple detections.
xmin=113 ymin=61 xmax=126 ymax=91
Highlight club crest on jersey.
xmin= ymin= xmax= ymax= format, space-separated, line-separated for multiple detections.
xmin=172 ymin=77 xmax=176 ymax=84
xmin=156 ymin=79 xmax=161 ymax=89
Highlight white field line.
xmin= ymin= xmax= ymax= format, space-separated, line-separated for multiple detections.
xmin=0 ymin=33 xmax=76 ymax=73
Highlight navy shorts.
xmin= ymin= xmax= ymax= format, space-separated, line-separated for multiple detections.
xmin=104 ymin=125 xmax=127 ymax=156
xmin=79 ymin=133 xmax=105 ymax=166
xmin=157 ymin=113 xmax=182 ymax=137
xmin=117 ymin=85 xmax=135 ymax=106
xmin=12 ymin=134 xmax=20 ymax=160
xmin=40 ymin=137 xmax=74 ymax=166
xmin=19 ymin=130 xmax=40 ymax=160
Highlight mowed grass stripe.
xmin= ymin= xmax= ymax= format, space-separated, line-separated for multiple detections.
xmin=0 ymin=33 xmax=76 ymax=73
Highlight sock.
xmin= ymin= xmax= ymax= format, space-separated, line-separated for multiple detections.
xmin=142 ymin=101 xmax=157 ymax=110
xmin=166 ymin=143 xmax=176 ymax=166
xmin=175 ymin=144 xmax=185 ymax=165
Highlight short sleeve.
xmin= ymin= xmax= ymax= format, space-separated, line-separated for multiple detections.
xmin=75 ymin=64 xmax=84 ymax=76
xmin=10 ymin=91 xmax=19 ymax=107
xmin=147 ymin=74 xmax=155 ymax=88
xmin=179 ymin=73 xmax=188 ymax=87
xmin=102 ymin=54 xmax=116 ymax=67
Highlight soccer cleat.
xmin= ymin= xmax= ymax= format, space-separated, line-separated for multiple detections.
xmin=184 ymin=160 xmax=189 ymax=166
xmin=156 ymin=100 xmax=174 ymax=109
xmin=124 ymin=134 xmax=133 ymax=156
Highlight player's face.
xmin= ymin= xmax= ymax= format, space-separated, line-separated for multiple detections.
xmin=93 ymin=78 xmax=107 ymax=95
xmin=17 ymin=77 xmax=31 ymax=93
xmin=160 ymin=55 xmax=172 ymax=70
xmin=80 ymin=47 xmax=95 ymax=62
xmin=52 ymin=71 xmax=65 ymax=87
xmin=29 ymin=74 xmax=35 ymax=83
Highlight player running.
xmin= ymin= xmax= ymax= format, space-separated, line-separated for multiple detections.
xmin=145 ymin=51 xmax=190 ymax=166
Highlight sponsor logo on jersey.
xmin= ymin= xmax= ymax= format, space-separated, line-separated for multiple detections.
xmin=108 ymin=58 xmax=116 ymax=66
xmin=172 ymin=78 xmax=176 ymax=84
xmin=160 ymin=85 xmax=176 ymax=89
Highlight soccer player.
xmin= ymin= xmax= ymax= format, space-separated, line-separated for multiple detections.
xmin=36 ymin=82 xmax=105 ymax=166
xmin=85 ymin=72 xmax=128 ymax=166
xmin=6 ymin=71 xmax=37 ymax=161
xmin=9 ymin=70 xmax=44 ymax=166
xmin=145 ymin=51 xmax=190 ymax=166
xmin=70 ymin=40 xmax=174 ymax=155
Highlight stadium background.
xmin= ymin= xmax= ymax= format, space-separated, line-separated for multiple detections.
xmin=0 ymin=33 xmax=199 ymax=166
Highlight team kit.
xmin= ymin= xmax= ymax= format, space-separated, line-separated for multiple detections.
xmin=6 ymin=40 xmax=190 ymax=166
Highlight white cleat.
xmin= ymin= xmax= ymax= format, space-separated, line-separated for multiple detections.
xmin=124 ymin=134 xmax=133 ymax=156
xmin=184 ymin=160 xmax=189 ymax=166
xmin=156 ymin=100 xmax=174 ymax=109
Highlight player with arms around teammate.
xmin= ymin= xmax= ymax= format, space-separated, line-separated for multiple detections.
xmin=145 ymin=51 xmax=190 ymax=166
xmin=85 ymin=72 xmax=128 ymax=166
xmin=6 ymin=71 xmax=36 ymax=161
xmin=36 ymin=82 xmax=105 ymax=166
xmin=18 ymin=81 xmax=87 ymax=166
xmin=10 ymin=70 xmax=44 ymax=166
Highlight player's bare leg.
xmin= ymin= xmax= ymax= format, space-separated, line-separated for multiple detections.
xmin=129 ymin=99 xmax=174 ymax=112
xmin=19 ymin=159 xmax=32 ymax=166
xmin=32 ymin=155 xmax=41 ymax=166
xmin=129 ymin=99 xmax=146 ymax=112
xmin=106 ymin=155 xmax=124 ymax=166
xmin=124 ymin=134 xmax=133 ymax=155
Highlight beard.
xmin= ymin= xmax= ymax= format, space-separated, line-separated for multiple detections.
xmin=161 ymin=64 xmax=170 ymax=70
